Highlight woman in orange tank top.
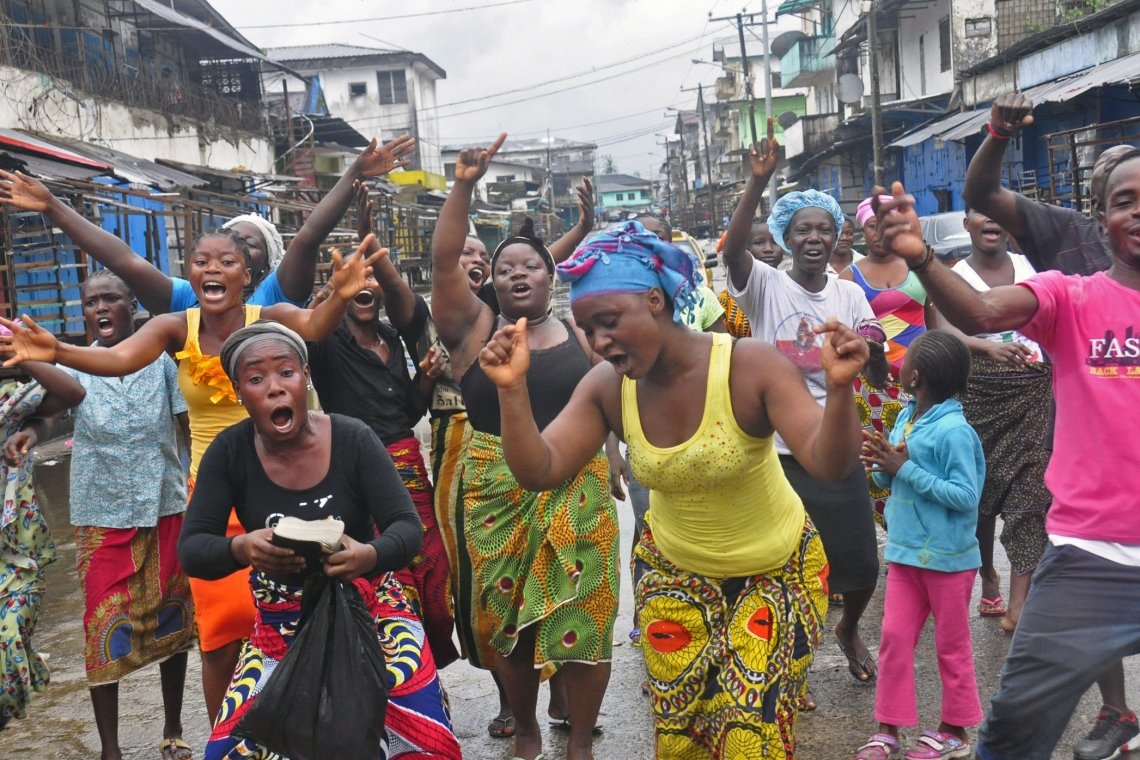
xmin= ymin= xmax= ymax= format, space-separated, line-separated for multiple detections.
xmin=0 ymin=229 xmax=383 ymax=723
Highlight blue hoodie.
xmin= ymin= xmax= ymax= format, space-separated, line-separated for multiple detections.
xmin=873 ymin=398 xmax=986 ymax=573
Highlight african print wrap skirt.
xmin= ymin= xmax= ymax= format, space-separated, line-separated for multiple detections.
xmin=77 ymin=514 xmax=195 ymax=685
xmin=204 ymin=572 xmax=461 ymax=760
xmin=961 ymin=356 xmax=1054 ymax=574
xmin=462 ymin=430 xmax=620 ymax=666
xmin=634 ymin=518 xmax=828 ymax=759
xmin=0 ymin=380 xmax=54 ymax=723
xmin=387 ymin=436 xmax=459 ymax=669
xmin=854 ymin=373 xmax=908 ymax=528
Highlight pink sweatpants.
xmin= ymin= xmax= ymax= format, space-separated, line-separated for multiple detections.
xmin=875 ymin=562 xmax=984 ymax=728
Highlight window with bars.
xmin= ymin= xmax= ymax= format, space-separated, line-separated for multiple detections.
xmin=377 ymin=70 xmax=408 ymax=104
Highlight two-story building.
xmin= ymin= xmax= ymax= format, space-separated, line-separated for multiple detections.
xmin=597 ymin=173 xmax=652 ymax=219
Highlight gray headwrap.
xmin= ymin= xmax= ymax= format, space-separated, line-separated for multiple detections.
xmin=220 ymin=320 xmax=309 ymax=382
xmin=222 ymin=213 xmax=285 ymax=270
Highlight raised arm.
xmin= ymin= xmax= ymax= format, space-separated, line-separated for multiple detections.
xmin=264 ymin=235 xmax=385 ymax=341
xmin=275 ymin=136 xmax=415 ymax=301
xmin=961 ymin=94 xmax=1035 ymax=240
xmin=479 ymin=320 xmax=614 ymax=492
xmin=431 ymin=136 xmax=505 ymax=349
xmin=724 ymin=118 xmax=779 ymax=292
xmin=763 ymin=319 xmax=868 ymax=481
xmin=21 ymin=360 xmax=86 ymax=413
xmin=875 ymin=182 xmax=1040 ymax=334
xmin=353 ymin=181 xmax=417 ymax=330
xmin=0 ymin=312 xmax=181 ymax=376
xmin=0 ymin=171 xmax=174 ymax=314
xmin=548 ymin=176 xmax=595 ymax=264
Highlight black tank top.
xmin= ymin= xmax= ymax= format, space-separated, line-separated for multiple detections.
xmin=461 ymin=318 xmax=592 ymax=436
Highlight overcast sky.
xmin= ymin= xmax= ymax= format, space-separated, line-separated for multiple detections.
xmin=212 ymin=0 xmax=802 ymax=181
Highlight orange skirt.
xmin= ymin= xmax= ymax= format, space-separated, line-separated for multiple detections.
xmin=187 ymin=478 xmax=255 ymax=652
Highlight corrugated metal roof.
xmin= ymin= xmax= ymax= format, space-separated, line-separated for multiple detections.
xmin=267 ymin=44 xmax=402 ymax=61
xmin=0 ymin=150 xmax=107 ymax=182
xmin=19 ymin=133 xmax=208 ymax=190
xmin=890 ymin=50 xmax=1140 ymax=148
xmin=0 ymin=129 xmax=111 ymax=169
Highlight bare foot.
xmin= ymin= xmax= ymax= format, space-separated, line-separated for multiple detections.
xmin=1000 ymin=613 xmax=1018 ymax=635
xmin=836 ymin=622 xmax=876 ymax=681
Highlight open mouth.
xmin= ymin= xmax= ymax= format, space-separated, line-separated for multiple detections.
xmin=605 ymin=353 xmax=630 ymax=373
xmin=353 ymin=290 xmax=375 ymax=306
xmin=981 ymin=226 xmax=1002 ymax=241
xmin=96 ymin=317 xmax=115 ymax=337
xmin=802 ymin=249 xmax=825 ymax=260
xmin=269 ymin=406 xmax=295 ymax=433
xmin=510 ymin=282 xmax=531 ymax=298
xmin=467 ymin=266 xmax=485 ymax=284
xmin=201 ymin=281 xmax=227 ymax=300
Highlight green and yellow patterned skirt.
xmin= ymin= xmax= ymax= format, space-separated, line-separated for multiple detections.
xmin=462 ymin=430 xmax=619 ymax=666
xmin=634 ymin=517 xmax=828 ymax=759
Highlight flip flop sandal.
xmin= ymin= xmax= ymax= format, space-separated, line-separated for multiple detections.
xmin=829 ymin=593 xmax=845 ymax=607
xmin=904 ymin=730 xmax=971 ymax=759
xmin=837 ymin=633 xmax=877 ymax=682
xmin=159 ymin=738 xmax=192 ymax=760
xmin=978 ymin=596 xmax=1006 ymax=617
xmin=549 ymin=718 xmax=604 ymax=735
xmin=488 ymin=715 xmax=515 ymax=738
xmin=856 ymin=733 xmax=901 ymax=759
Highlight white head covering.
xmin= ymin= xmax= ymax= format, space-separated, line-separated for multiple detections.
xmin=222 ymin=213 xmax=285 ymax=271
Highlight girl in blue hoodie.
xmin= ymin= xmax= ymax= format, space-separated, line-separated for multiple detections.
xmin=855 ymin=332 xmax=986 ymax=760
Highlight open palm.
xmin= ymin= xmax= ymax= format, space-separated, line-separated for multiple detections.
xmin=0 ymin=170 xmax=54 ymax=212
xmin=0 ymin=315 xmax=60 ymax=367
xmin=355 ymin=135 xmax=417 ymax=177
xmin=329 ymin=234 xmax=386 ymax=301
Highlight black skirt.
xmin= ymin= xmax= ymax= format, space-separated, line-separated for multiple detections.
xmin=780 ymin=455 xmax=880 ymax=595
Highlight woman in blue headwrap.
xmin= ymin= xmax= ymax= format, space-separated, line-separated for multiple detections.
xmin=723 ymin=130 xmax=891 ymax=686
xmin=478 ymin=219 xmax=870 ymax=759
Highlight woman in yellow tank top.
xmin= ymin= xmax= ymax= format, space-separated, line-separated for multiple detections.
xmin=477 ymin=221 xmax=871 ymax=760
xmin=0 ymin=229 xmax=384 ymax=724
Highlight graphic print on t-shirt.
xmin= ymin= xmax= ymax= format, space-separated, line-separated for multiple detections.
xmin=1088 ymin=325 xmax=1140 ymax=377
xmin=773 ymin=311 xmax=826 ymax=382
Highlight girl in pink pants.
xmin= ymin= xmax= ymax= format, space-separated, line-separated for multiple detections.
xmin=856 ymin=332 xmax=987 ymax=760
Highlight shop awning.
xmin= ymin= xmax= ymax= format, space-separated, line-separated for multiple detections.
xmin=20 ymin=132 xmax=208 ymax=190
xmin=0 ymin=129 xmax=110 ymax=170
xmin=890 ymin=49 xmax=1140 ymax=147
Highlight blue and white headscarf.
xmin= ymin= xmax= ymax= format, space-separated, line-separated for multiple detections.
xmin=766 ymin=190 xmax=846 ymax=253
xmin=555 ymin=221 xmax=699 ymax=324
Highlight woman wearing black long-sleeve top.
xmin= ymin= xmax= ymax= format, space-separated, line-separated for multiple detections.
xmin=177 ymin=321 xmax=461 ymax=760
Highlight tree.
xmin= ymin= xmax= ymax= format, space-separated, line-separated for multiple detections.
xmin=602 ymin=155 xmax=618 ymax=174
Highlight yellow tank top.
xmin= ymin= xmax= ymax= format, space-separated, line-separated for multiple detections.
xmin=622 ymin=332 xmax=805 ymax=577
xmin=177 ymin=306 xmax=262 ymax=479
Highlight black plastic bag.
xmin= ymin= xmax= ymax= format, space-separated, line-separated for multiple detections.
xmin=234 ymin=573 xmax=390 ymax=760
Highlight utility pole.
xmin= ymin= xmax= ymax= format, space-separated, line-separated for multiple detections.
xmin=545 ymin=128 xmax=555 ymax=223
xmin=760 ymin=0 xmax=777 ymax=205
xmin=675 ymin=117 xmax=691 ymax=229
xmin=868 ymin=0 xmax=885 ymax=187
xmin=683 ymin=83 xmax=720 ymax=236
xmin=659 ymin=137 xmax=675 ymax=222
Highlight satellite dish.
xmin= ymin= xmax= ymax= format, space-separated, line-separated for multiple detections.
xmin=837 ymin=73 xmax=865 ymax=104
xmin=770 ymin=31 xmax=807 ymax=59
xmin=778 ymin=111 xmax=799 ymax=130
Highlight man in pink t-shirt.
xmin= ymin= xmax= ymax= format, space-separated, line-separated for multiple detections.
xmin=871 ymin=150 xmax=1140 ymax=760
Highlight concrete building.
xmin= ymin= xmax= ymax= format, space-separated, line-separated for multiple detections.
xmin=264 ymin=44 xmax=447 ymax=178
xmin=597 ymin=173 xmax=652 ymax=215
xmin=0 ymin=0 xmax=286 ymax=172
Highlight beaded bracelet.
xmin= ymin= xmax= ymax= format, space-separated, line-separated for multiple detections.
xmin=908 ymin=246 xmax=937 ymax=273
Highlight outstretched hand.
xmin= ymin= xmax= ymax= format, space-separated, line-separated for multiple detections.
xmin=354 ymin=135 xmax=416 ymax=177
xmin=748 ymin=117 xmax=779 ymax=180
xmin=328 ymin=234 xmax=386 ymax=302
xmin=815 ymin=317 xmax=870 ymax=388
xmin=575 ymin=176 xmax=595 ymax=231
xmin=0 ymin=315 xmax=60 ymax=367
xmin=861 ymin=430 xmax=909 ymax=476
xmin=872 ymin=182 xmax=927 ymax=262
xmin=478 ymin=318 xmax=530 ymax=389
xmin=454 ymin=133 xmax=507 ymax=184
xmin=990 ymin=93 xmax=1034 ymax=136
xmin=353 ymin=180 xmax=375 ymax=241
xmin=0 ymin=170 xmax=55 ymax=213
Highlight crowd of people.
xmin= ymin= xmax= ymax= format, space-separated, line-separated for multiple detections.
xmin=0 ymin=89 xmax=1134 ymax=760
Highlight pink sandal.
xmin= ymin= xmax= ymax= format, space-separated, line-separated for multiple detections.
xmin=904 ymin=730 xmax=971 ymax=759
xmin=856 ymin=734 xmax=901 ymax=759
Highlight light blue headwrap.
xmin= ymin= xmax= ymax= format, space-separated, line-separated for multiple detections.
xmin=766 ymin=190 xmax=846 ymax=253
xmin=556 ymin=221 xmax=699 ymax=324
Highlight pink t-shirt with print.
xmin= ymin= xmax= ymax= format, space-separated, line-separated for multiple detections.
xmin=1018 ymin=271 xmax=1140 ymax=543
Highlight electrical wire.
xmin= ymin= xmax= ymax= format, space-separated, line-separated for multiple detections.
xmin=236 ymin=0 xmax=539 ymax=30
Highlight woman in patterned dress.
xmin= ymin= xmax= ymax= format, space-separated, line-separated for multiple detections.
xmin=0 ymin=356 xmax=86 ymax=729
xmin=481 ymin=222 xmax=870 ymax=759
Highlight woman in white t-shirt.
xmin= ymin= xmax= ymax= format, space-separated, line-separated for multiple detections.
xmin=722 ymin=130 xmax=892 ymax=686
xmin=938 ymin=207 xmax=1054 ymax=634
